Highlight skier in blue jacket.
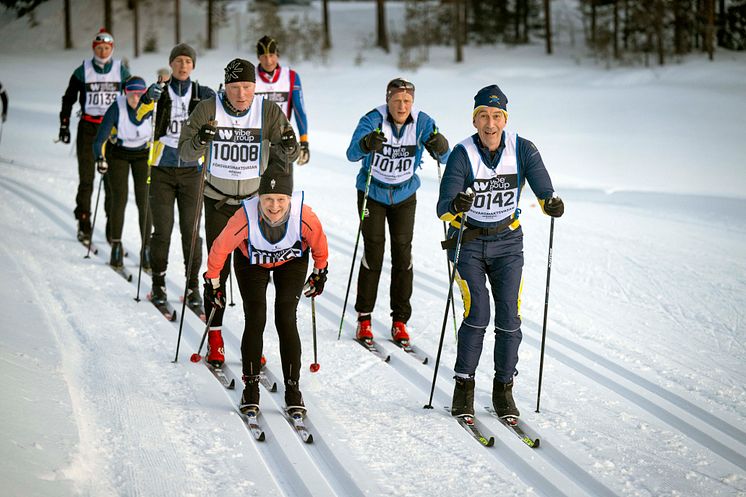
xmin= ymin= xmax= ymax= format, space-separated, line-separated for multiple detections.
xmin=437 ymin=84 xmax=564 ymax=421
xmin=346 ymin=78 xmax=451 ymax=344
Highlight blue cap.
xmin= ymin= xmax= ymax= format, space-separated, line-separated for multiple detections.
xmin=124 ymin=76 xmax=147 ymax=93
xmin=473 ymin=85 xmax=508 ymax=117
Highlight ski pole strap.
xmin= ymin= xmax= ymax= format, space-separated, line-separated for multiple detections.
xmin=440 ymin=217 xmax=514 ymax=250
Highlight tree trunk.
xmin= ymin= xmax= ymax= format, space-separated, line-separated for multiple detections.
xmin=455 ymin=0 xmax=464 ymax=62
xmin=175 ymin=0 xmax=180 ymax=44
xmin=544 ymin=0 xmax=552 ymax=54
xmin=64 ymin=0 xmax=72 ymax=49
xmin=323 ymin=0 xmax=331 ymax=49
xmin=623 ymin=0 xmax=629 ymax=50
xmin=521 ymin=0 xmax=529 ymax=43
xmin=612 ymin=0 xmax=619 ymax=58
xmin=207 ymin=0 xmax=214 ymax=50
xmin=655 ymin=0 xmax=664 ymax=65
xmin=514 ymin=0 xmax=521 ymax=42
xmin=705 ymin=0 xmax=714 ymax=59
xmin=104 ymin=0 xmax=113 ymax=36
xmin=133 ymin=0 xmax=139 ymax=57
xmin=376 ymin=0 xmax=389 ymax=53
xmin=591 ymin=0 xmax=597 ymax=48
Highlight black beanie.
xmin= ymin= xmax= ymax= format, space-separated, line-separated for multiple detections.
xmin=259 ymin=155 xmax=293 ymax=196
xmin=224 ymin=58 xmax=256 ymax=84
xmin=257 ymin=35 xmax=279 ymax=58
xmin=169 ymin=43 xmax=196 ymax=67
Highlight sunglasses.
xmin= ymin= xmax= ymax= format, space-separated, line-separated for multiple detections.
xmin=388 ymin=79 xmax=415 ymax=91
xmin=95 ymin=33 xmax=114 ymax=44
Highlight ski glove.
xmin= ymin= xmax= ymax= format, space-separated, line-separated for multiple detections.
xmin=424 ymin=131 xmax=449 ymax=160
xmin=297 ymin=141 xmax=310 ymax=166
xmin=95 ymin=158 xmax=108 ymax=174
xmin=359 ymin=129 xmax=387 ymax=154
xmin=280 ymin=125 xmax=298 ymax=155
xmin=203 ymin=274 xmax=226 ymax=309
xmin=146 ymin=83 xmax=163 ymax=102
xmin=452 ymin=190 xmax=475 ymax=214
xmin=197 ymin=122 xmax=217 ymax=145
xmin=58 ymin=119 xmax=71 ymax=144
xmin=543 ymin=196 xmax=564 ymax=218
xmin=303 ymin=265 xmax=328 ymax=298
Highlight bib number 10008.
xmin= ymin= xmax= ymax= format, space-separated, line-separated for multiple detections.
xmin=212 ymin=142 xmax=259 ymax=163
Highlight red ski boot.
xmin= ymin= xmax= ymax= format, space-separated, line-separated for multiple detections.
xmin=355 ymin=316 xmax=373 ymax=341
xmin=206 ymin=328 xmax=225 ymax=367
xmin=391 ymin=321 xmax=410 ymax=343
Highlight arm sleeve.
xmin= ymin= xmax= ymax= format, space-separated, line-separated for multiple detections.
xmin=301 ymin=205 xmax=329 ymax=270
xmin=265 ymin=102 xmax=300 ymax=163
xmin=60 ymin=73 xmax=83 ymax=123
xmin=345 ymin=111 xmax=380 ymax=162
xmin=120 ymin=63 xmax=131 ymax=83
xmin=205 ymin=209 xmax=249 ymax=280
xmin=518 ymin=137 xmax=555 ymax=205
xmin=436 ymin=145 xmax=473 ymax=222
xmin=290 ymin=71 xmax=309 ymax=142
xmin=92 ymin=103 xmax=119 ymax=159
xmin=178 ymin=98 xmax=214 ymax=162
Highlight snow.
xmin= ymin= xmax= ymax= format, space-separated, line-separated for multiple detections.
xmin=1 ymin=1 xmax=745 ymax=496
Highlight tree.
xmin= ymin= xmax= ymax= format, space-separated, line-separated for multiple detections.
xmin=64 ymin=0 xmax=72 ymax=49
xmin=207 ymin=0 xmax=214 ymax=49
xmin=322 ymin=0 xmax=331 ymax=49
xmin=376 ymin=0 xmax=389 ymax=53
xmin=544 ymin=0 xmax=552 ymax=54
xmin=175 ymin=0 xmax=181 ymax=44
xmin=133 ymin=0 xmax=139 ymax=57
xmin=104 ymin=0 xmax=112 ymax=36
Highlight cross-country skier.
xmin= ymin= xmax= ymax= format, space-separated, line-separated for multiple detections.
xmin=203 ymin=155 xmax=328 ymax=415
xmin=437 ymin=84 xmax=564 ymax=420
xmin=254 ymin=35 xmax=310 ymax=165
xmin=136 ymin=44 xmax=215 ymax=309
xmin=58 ymin=28 xmax=130 ymax=245
xmin=346 ymin=78 xmax=451 ymax=344
xmin=92 ymin=76 xmax=155 ymax=268
xmin=178 ymin=58 xmax=299 ymax=368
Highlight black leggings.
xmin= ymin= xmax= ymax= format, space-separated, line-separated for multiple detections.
xmin=236 ymin=253 xmax=309 ymax=384
xmin=103 ymin=145 xmax=151 ymax=246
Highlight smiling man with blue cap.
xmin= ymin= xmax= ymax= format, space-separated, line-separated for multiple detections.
xmin=437 ymin=84 xmax=564 ymax=422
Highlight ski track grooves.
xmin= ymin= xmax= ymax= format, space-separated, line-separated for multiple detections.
xmin=0 ymin=170 xmax=369 ymax=497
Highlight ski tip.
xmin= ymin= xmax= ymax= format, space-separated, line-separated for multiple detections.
xmin=270 ymin=382 xmax=277 ymax=392
xmin=127 ymin=274 xmax=133 ymax=282
xmin=169 ymin=311 xmax=177 ymax=321
xmin=384 ymin=355 xmax=391 ymax=363
xmin=533 ymin=438 xmax=540 ymax=448
xmin=305 ymin=434 xmax=314 ymax=444
xmin=485 ymin=436 xmax=495 ymax=447
xmin=422 ymin=357 xmax=429 ymax=365
xmin=228 ymin=378 xmax=236 ymax=390
xmin=257 ymin=431 xmax=266 ymax=442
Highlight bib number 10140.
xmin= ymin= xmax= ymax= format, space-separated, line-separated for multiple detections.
xmin=373 ymin=154 xmax=412 ymax=174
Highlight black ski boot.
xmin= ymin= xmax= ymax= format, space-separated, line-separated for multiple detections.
xmin=77 ymin=212 xmax=92 ymax=245
xmin=240 ymin=375 xmax=261 ymax=414
xmin=451 ymin=376 xmax=475 ymax=417
xmin=492 ymin=379 xmax=520 ymax=419
xmin=186 ymin=285 xmax=203 ymax=309
xmin=109 ymin=241 xmax=124 ymax=268
xmin=151 ymin=272 xmax=168 ymax=305
xmin=285 ymin=379 xmax=306 ymax=416
xmin=141 ymin=245 xmax=151 ymax=272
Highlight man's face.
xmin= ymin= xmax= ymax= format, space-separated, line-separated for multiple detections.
xmin=473 ymin=108 xmax=507 ymax=152
xmin=387 ymin=92 xmax=414 ymax=126
xmin=259 ymin=53 xmax=279 ymax=72
xmin=93 ymin=44 xmax=113 ymax=60
xmin=260 ymin=193 xmax=291 ymax=223
xmin=170 ymin=55 xmax=194 ymax=81
xmin=225 ymin=81 xmax=256 ymax=112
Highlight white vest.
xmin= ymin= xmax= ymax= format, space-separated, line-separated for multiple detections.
xmin=115 ymin=95 xmax=152 ymax=149
xmin=83 ymin=58 xmax=122 ymax=116
xmin=160 ymin=84 xmax=192 ymax=149
xmin=370 ymin=105 xmax=420 ymax=185
xmin=208 ymin=94 xmax=264 ymax=181
xmin=254 ymin=67 xmax=292 ymax=118
xmin=243 ymin=191 xmax=305 ymax=265
xmin=462 ymin=132 xmax=519 ymax=224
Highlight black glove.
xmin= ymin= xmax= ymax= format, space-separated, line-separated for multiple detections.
xmin=452 ymin=190 xmax=475 ymax=214
xmin=280 ymin=125 xmax=298 ymax=155
xmin=543 ymin=196 xmax=564 ymax=217
xmin=424 ymin=131 xmax=449 ymax=160
xmin=359 ymin=129 xmax=387 ymax=154
xmin=203 ymin=274 xmax=226 ymax=309
xmin=197 ymin=122 xmax=217 ymax=145
xmin=303 ymin=266 xmax=328 ymax=298
xmin=58 ymin=119 xmax=71 ymax=144
xmin=297 ymin=141 xmax=310 ymax=165
xmin=146 ymin=83 xmax=163 ymax=101
xmin=95 ymin=157 xmax=108 ymax=174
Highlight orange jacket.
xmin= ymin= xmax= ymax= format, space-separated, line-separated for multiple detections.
xmin=206 ymin=202 xmax=328 ymax=279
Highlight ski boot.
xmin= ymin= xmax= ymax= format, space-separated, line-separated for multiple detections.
xmin=206 ymin=328 xmax=225 ymax=367
xmin=109 ymin=241 xmax=124 ymax=268
xmin=492 ymin=378 xmax=520 ymax=420
xmin=149 ymin=272 xmax=167 ymax=305
xmin=239 ymin=375 xmax=261 ymax=414
xmin=451 ymin=376 xmax=475 ymax=417
xmin=186 ymin=285 xmax=203 ymax=309
xmin=355 ymin=314 xmax=373 ymax=341
xmin=391 ymin=321 xmax=410 ymax=343
xmin=141 ymin=245 xmax=151 ymax=272
xmin=77 ymin=212 xmax=92 ymax=245
xmin=285 ymin=379 xmax=306 ymax=416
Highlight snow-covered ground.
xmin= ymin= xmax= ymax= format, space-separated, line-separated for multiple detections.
xmin=1 ymin=1 xmax=745 ymax=496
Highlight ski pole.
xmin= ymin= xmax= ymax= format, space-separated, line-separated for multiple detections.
xmin=134 ymin=81 xmax=161 ymax=302
xmin=174 ymin=122 xmax=215 ymax=363
xmin=338 ymin=146 xmax=377 ymax=340
xmin=535 ymin=216 xmax=555 ymax=413
xmin=190 ymin=306 xmax=217 ymax=363
xmin=228 ymin=266 xmax=236 ymax=307
xmin=310 ymin=296 xmax=320 ymax=372
xmin=85 ymin=172 xmax=105 ymax=259
xmin=436 ymin=157 xmax=459 ymax=339
xmin=424 ymin=192 xmax=471 ymax=410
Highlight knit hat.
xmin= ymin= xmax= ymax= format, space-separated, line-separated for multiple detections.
xmin=124 ymin=76 xmax=147 ymax=94
xmin=169 ymin=43 xmax=197 ymax=67
xmin=92 ymin=28 xmax=114 ymax=49
xmin=473 ymin=85 xmax=508 ymax=118
xmin=224 ymin=58 xmax=256 ymax=84
xmin=257 ymin=35 xmax=279 ymax=57
xmin=259 ymin=155 xmax=293 ymax=196
xmin=386 ymin=77 xmax=415 ymax=102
